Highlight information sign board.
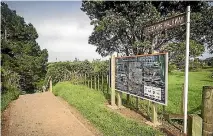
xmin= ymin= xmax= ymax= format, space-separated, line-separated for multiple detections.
xmin=115 ymin=53 xmax=168 ymax=105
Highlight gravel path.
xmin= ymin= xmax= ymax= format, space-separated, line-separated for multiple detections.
xmin=1 ymin=92 xmax=95 ymax=136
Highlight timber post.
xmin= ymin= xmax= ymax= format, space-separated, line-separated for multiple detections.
xmin=102 ymin=73 xmax=104 ymax=92
xmin=107 ymin=74 xmax=109 ymax=93
xmin=91 ymin=75 xmax=93 ymax=89
xmin=98 ymin=74 xmax=100 ymax=91
xmin=49 ymin=78 xmax=52 ymax=93
xmin=111 ymin=55 xmax=116 ymax=106
xmin=181 ymin=83 xmax=184 ymax=114
xmin=151 ymin=102 xmax=158 ymax=126
xmin=94 ymin=75 xmax=97 ymax=90
xmin=202 ymin=86 xmax=213 ymax=136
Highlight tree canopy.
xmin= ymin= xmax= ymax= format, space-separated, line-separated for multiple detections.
xmin=81 ymin=1 xmax=212 ymax=57
xmin=163 ymin=40 xmax=205 ymax=67
xmin=1 ymin=2 xmax=48 ymax=93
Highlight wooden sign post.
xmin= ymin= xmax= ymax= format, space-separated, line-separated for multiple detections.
xmin=111 ymin=55 xmax=116 ymax=106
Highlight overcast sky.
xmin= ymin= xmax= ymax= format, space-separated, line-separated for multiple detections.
xmin=5 ymin=1 xmax=107 ymax=62
xmin=5 ymin=1 xmax=213 ymax=62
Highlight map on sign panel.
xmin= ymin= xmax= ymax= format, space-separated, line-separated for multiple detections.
xmin=115 ymin=54 xmax=167 ymax=105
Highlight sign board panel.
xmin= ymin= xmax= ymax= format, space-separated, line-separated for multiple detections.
xmin=115 ymin=53 xmax=168 ymax=105
xmin=144 ymin=13 xmax=186 ymax=34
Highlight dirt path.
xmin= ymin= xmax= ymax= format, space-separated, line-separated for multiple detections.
xmin=1 ymin=92 xmax=96 ymax=136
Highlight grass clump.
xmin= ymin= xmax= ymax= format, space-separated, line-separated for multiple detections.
xmin=1 ymin=87 xmax=20 ymax=112
xmin=53 ymin=82 xmax=163 ymax=136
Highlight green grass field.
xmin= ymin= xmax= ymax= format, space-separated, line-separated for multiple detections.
xmin=166 ymin=68 xmax=213 ymax=114
xmin=106 ymin=67 xmax=213 ymax=115
xmin=52 ymin=68 xmax=212 ymax=135
xmin=53 ymin=83 xmax=162 ymax=136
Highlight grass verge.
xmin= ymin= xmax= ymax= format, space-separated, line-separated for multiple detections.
xmin=1 ymin=88 xmax=20 ymax=112
xmin=53 ymin=82 xmax=163 ymax=136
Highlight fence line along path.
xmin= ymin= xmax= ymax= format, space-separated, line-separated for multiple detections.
xmin=2 ymin=92 xmax=95 ymax=136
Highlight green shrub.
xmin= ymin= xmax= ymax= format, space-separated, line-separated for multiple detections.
xmin=1 ymin=68 xmax=21 ymax=112
xmin=1 ymin=87 xmax=20 ymax=112
xmin=189 ymin=60 xmax=202 ymax=72
xmin=45 ymin=59 xmax=109 ymax=85
xmin=168 ymin=64 xmax=177 ymax=73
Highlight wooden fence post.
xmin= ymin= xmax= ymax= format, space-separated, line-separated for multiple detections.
xmin=84 ymin=73 xmax=87 ymax=85
xmin=188 ymin=114 xmax=202 ymax=136
xmin=87 ymin=74 xmax=89 ymax=87
xmin=102 ymin=73 xmax=104 ymax=92
xmin=202 ymin=86 xmax=213 ymax=136
xmin=94 ymin=75 xmax=97 ymax=90
xmin=91 ymin=75 xmax=93 ymax=89
xmin=98 ymin=74 xmax=100 ymax=91
xmin=181 ymin=83 xmax=184 ymax=114
xmin=111 ymin=55 xmax=116 ymax=106
xmin=49 ymin=78 xmax=52 ymax=93
xmin=79 ymin=73 xmax=80 ymax=84
xmin=107 ymin=74 xmax=109 ymax=93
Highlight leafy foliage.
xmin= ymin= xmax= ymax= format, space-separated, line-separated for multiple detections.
xmin=168 ymin=64 xmax=177 ymax=73
xmin=81 ymin=1 xmax=212 ymax=56
xmin=45 ymin=59 xmax=109 ymax=85
xmin=1 ymin=2 xmax=48 ymax=95
xmin=163 ymin=40 xmax=205 ymax=68
xmin=81 ymin=1 xmax=161 ymax=56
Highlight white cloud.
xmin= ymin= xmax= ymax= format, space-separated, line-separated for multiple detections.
xmin=33 ymin=13 xmax=106 ymax=62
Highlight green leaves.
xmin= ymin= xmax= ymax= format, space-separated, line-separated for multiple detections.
xmin=45 ymin=59 xmax=109 ymax=85
xmin=1 ymin=2 xmax=48 ymax=93
xmin=163 ymin=40 xmax=205 ymax=68
xmin=82 ymin=1 xmax=212 ymax=57
xmin=82 ymin=1 xmax=161 ymax=56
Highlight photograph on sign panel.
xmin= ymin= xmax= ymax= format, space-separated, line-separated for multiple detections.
xmin=115 ymin=54 xmax=166 ymax=105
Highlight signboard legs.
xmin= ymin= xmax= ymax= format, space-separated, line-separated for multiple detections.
xmin=111 ymin=55 xmax=116 ymax=106
xmin=183 ymin=6 xmax=190 ymax=135
xmin=117 ymin=92 xmax=122 ymax=108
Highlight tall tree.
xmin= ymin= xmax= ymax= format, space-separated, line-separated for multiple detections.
xmin=163 ymin=40 xmax=205 ymax=66
xmin=81 ymin=1 xmax=160 ymax=56
xmin=1 ymin=2 xmax=48 ymax=92
xmin=81 ymin=1 xmax=212 ymax=56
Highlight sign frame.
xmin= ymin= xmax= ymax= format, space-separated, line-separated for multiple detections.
xmin=115 ymin=52 xmax=168 ymax=106
xmin=144 ymin=13 xmax=186 ymax=35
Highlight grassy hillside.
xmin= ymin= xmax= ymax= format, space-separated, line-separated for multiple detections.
xmin=53 ymin=83 xmax=163 ymax=136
